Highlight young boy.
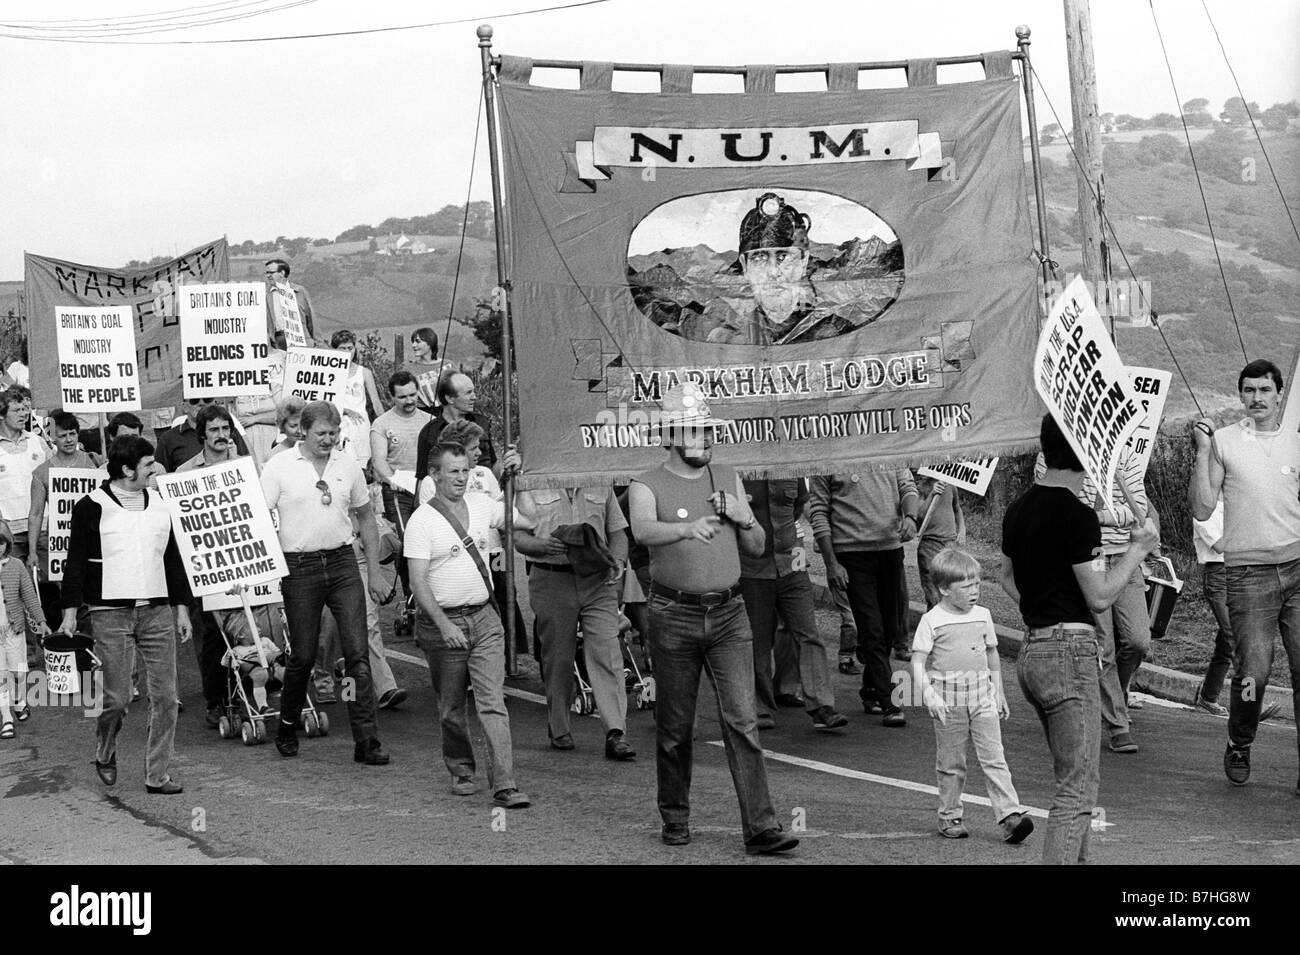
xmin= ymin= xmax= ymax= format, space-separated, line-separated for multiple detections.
xmin=916 ymin=477 xmax=965 ymax=609
xmin=0 ymin=525 xmax=51 ymax=738
xmin=910 ymin=546 xmax=1033 ymax=843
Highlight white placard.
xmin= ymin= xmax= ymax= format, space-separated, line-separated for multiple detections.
xmin=1035 ymin=276 xmax=1144 ymax=497
xmin=153 ymin=458 xmax=286 ymax=597
xmin=54 ymin=306 xmax=141 ymax=412
xmin=179 ymin=283 xmax=270 ymax=399
xmin=44 ymin=649 xmax=79 ymax=694
xmin=1125 ymin=366 xmax=1172 ymax=483
xmin=268 ymin=284 xmax=308 ymax=347
xmin=917 ymin=457 xmax=999 ymax=497
xmin=282 ymin=347 xmax=350 ymax=404
xmin=202 ymin=578 xmax=281 ymax=612
xmin=46 ymin=467 xmax=102 ymax=582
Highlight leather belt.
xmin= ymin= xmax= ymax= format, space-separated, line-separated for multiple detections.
xmin=1025 ymin=623 xmax=1096 ymax=641
xmin=527 ymin=561 xmax=574 ymax=574
xmin=650 ymin=581 xmax=741 ymax=608
xmin=442 ymin=601 xmax=489 ymax=616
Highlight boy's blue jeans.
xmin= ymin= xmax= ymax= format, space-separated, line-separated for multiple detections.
xmin=931 ymin=688 xmax=1023 ymax=823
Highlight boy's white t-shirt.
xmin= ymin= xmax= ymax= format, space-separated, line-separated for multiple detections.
xmin=912 ymin=604 xmax=997 ymax=690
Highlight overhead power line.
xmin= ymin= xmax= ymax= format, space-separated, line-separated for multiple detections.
xmin=0 ymin=0 xmax=612 ymax=44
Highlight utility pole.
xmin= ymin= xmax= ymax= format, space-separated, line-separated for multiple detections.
xmin=1063 ymin=0 xmax=1112 ymax=330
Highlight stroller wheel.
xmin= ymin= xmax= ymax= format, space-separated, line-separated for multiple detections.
xmin=217 ymin=715 xmax=235 ymax=739
xmin=316 ymin=711 xmax=330 ymax=736
xmin=303 ymin=712 xmax=319 ymax=738
xmin=240 ymin=721 xmax=257 ymax=746
xmin=254 ymin=720 xmax=267 ymax=744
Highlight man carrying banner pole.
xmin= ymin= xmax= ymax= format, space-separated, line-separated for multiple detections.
xmin=260 ymin=401 xmax=391 ymax=766
xmin=60 ymin=435 xmax=192 ymax=794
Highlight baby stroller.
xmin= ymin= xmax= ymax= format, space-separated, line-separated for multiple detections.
xmin=215 ymin=598 xmax=329 ymax=745
xmin=569 ymin=616 xmax=655 ymax=715
xmin=619 ymin=613 xmax=655 ymax=711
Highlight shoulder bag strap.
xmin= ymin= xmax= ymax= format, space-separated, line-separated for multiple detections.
xmin=427 ymin=497 xmax=500 ymax=614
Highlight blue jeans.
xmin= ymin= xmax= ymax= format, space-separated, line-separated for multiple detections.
xmin=417 ymin=604 xmax=516 ymax=792
xmin=649 ymin=593 xmax=778 ymax=842
xmin=1225 ymin=558 xmax=1300 ymax=760
xmin=92 ymin=605 xmax=179 ymax=788
xmin=739 ymin=572 xmax=835 ymax=714
xmin=279 ymin=545 xmax=378 ymax=744
xmin=1199 ymin=562 xmax=1234 ymax=702
xmin=931 ymin=692 xmax=1023 ymax=823
xmin=1017 ymin=625 xmax=1101 ymax=865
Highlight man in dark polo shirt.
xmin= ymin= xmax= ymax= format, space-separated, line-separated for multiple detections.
xmin=1001 ymin=413 xmax=1158 ymax=865
xmin=154 ymin=398 xmax=250 ymax=473
xmin=740 ymin=477 xmax=845 ymax=732
xmin=628 ymin=383 xmax=797 ymax=857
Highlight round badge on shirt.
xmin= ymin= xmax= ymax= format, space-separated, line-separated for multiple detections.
xmin=850 ymin=473 xmax=860 ymax=484
xmin=450 ymin=544 xmax=461 ymax=556
xmin=676 ymin=508 xmax=689 ymax=519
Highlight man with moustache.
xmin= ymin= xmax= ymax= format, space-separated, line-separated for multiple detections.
xmin=1190 ymin=359 xmax=1300 ymax=790
xmin=627 ymin=382 xmax=798 ymax=856
xmin=175 ymin=404 xmax=251 ymax=725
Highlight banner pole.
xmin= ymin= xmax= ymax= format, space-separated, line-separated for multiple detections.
xmin=98 ymin=412 xmax=107 ymax=456
xmin=1016 ymin=25 xmax=1054 ymax=291
xmin=478 ymin=23 xmax=519 ymax=675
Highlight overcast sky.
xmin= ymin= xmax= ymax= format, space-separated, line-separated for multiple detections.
xmin=1 ymin=0 xmax=1297 ymax=278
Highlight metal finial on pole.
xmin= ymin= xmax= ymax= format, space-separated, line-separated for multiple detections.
xmin=477 ymin=23 xmax=521 ymax=675
xmin=1017 ymin=24 xmax=1054 ymax=293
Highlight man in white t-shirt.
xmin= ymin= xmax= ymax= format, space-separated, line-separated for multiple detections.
xmin=1190 ymin=358 xmax=1300 ymax=790
xmin=404 ymin=441 xmax=534 ymax=809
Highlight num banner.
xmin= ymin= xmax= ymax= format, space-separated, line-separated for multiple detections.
xmin=26 ymin=239 xmax=230 ymax=411
xmin=496 ymin=56 xmax=1042 ymax=487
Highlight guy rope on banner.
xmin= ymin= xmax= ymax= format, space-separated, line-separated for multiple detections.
xmin=1147 ymin=0 xmax=1248 ymax=364
xmin=1029 ymin=62 xmax=1207 ymax=420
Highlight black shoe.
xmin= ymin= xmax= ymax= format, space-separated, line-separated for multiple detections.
xmin=145 ymin=779 xmax=184 ymax=795
xmin=605 ymin=730 xmax=636 ymax=761
xmin=661 ymin=823 xmax=691 ymax=846
xmin=354 ymin=738 xmax=391 ymax=765
xmin=493 ymin=788 xmax=531 ymax=809
xmin=549 ymin=733 xmax=575 ymax=751
xmin=810 ymin=705 xmax=849 ymax=730
xmin=744 ymin=827 xmax=799 ymax=856
xmin=882 ymin=709 xmax=907 ymax=728
xmin=205 ymin=704 xmax=222 ymax=729
xmin=1224 ymin=744 xmax=1250 ymax=785
xmin=377 ymin=687 xmax=408 ymax=710
xmin=838 ymin=656 xmax=861 ymax=675
xmin=275 ymin=721 xmax=299 ymax=758
xmin=94 ymin=756 xmax=117 ymax=786
xmin=774 ymin=693 xmax=805 ymax=709
xmin=861 ymin=699 xmax=884 ymax=715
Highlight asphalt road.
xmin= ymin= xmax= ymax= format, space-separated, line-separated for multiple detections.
xmin=3 ymin=605 xmax=1297 ymax=866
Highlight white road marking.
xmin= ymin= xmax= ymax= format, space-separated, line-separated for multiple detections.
xmin=386 ymin=648 xmax=1097 ymax=827
xmin=386 ymin=648 xmax=548 ymax=705
xmin=712 ymin=743 xmax=1058 ymax=823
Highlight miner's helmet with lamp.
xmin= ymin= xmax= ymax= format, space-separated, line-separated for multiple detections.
xmin=730 ymin=192 xmax=813 ymax=277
